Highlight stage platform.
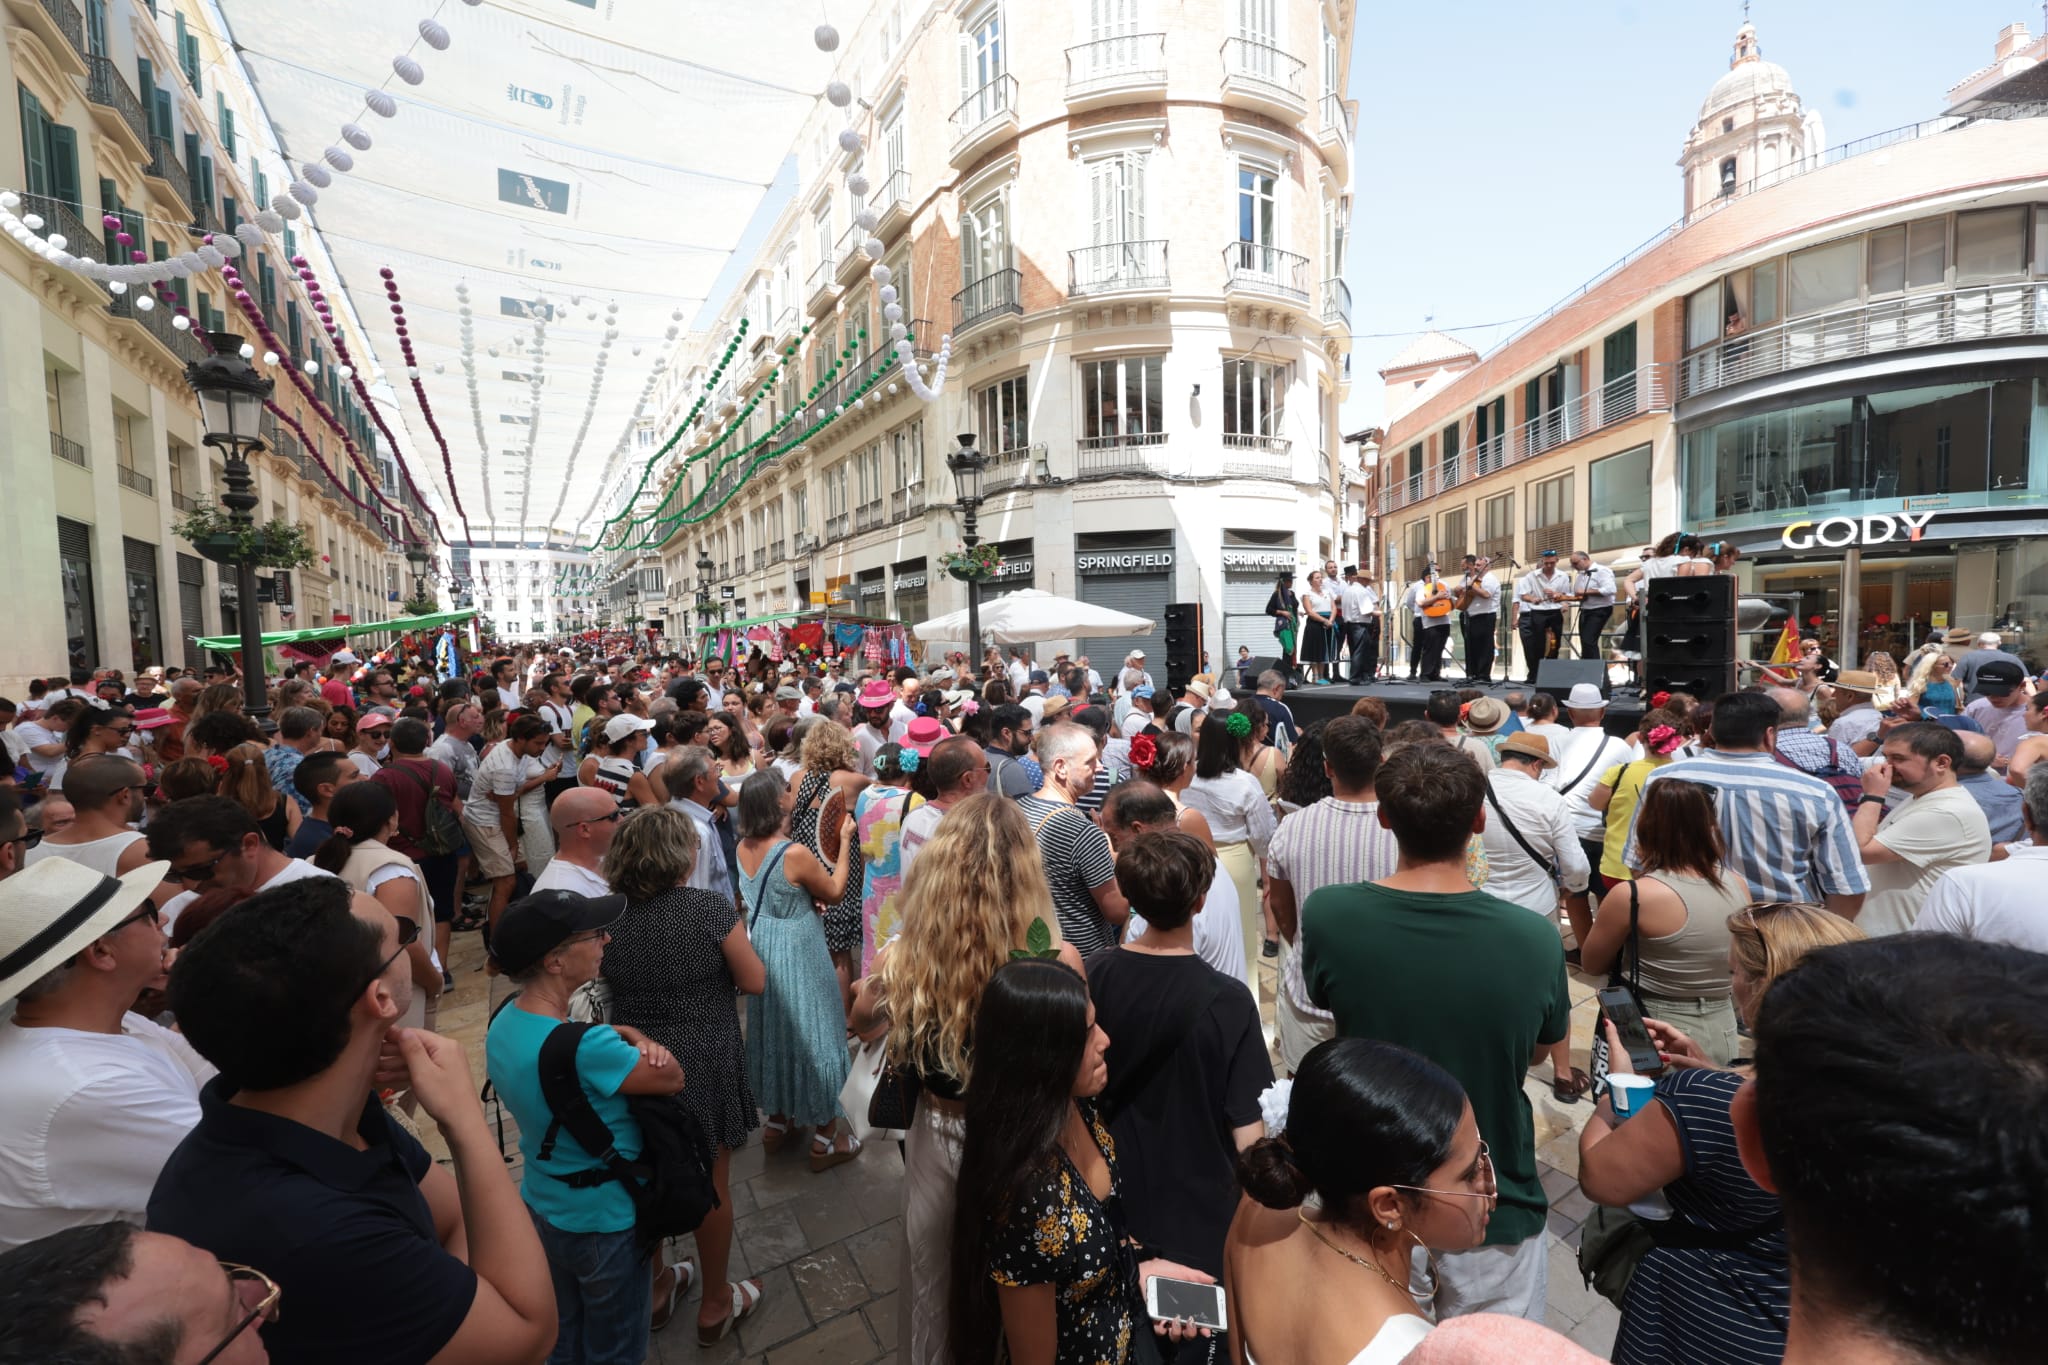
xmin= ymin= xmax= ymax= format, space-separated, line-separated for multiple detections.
xmin=1283 ymin=676 xmax=1646 ymax=738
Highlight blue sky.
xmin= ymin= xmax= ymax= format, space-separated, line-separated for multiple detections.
xmin=1339 ymin=1 xmax=2030 ymax=430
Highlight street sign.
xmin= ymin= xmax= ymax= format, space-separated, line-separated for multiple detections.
xmin=809 ymin=591 xmax=829 ymax=604
xmin=720 ymin=585 xmax=735 ymax=600
xmin=1932 ymin=611 xmax=1949 ymax=629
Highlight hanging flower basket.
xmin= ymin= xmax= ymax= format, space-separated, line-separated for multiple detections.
xmin=941 ymin=542 xmax=1004 ymax=582
xmin=173 ymin=502 xmax=316 ymax=570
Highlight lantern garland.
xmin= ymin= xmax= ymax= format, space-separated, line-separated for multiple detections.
xmin=450 ymin=281 xmax=497 ymax=531
xmin=374 ymin=266 xmax=470 ymax=543
xmin=535 ymin=297 xmax=620 ymax=534
xmin=507 ymin=306 xmax=549 ymax=539
xmin=584 ymin=317 xmax=753 ymax=542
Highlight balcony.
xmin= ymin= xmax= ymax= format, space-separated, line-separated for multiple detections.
xmin=1064 ymin=33 xmax=1168 ymax=112
xmin=1222 ymin=242 xmax=1311 ymax=306
xmin=145 ymin=138 xmax=193 ymax=221
xmin=950 ymin=73 xmax=1019 ymax=169
xmin=109 ymin=290 xmax=208 ymax=365
xmin=1376 ymin=365 xmax=1672 ymax=515
xmin=1222 ymin=434 xmax=1296 ymax=480
xmin=855 ymin=501 xmax=887 ymax=533
xmin=1677 ymin=282 xmax=2048 ymax=402
xmin=872 ymin=168 xmax=913 ymax=239
xmin=50 ymin=431 xmax=85 ymax=467
xmin=21 ymin=193 xmax=106 ymax=273
xmin=1070 ymin=240 xmax=1170 ymax=299
xmin=835 ymin=220 xmax=873 ymax=287
xmin=984 ymin=443 xmax=1049 ymax=492
xmin=768 ymin=306 xmax=801 ymax=352
xmin=188 ymin=197 xmax=221 ymax=238
xmin=172 ymin=490 xmax=200 ymax=512
xmin=1220 ymin=38 xmax=1308 ymax=122
xmin=1321 ymin=278 xmax=1351 ymax=333
xmin=791 ymin=531 xmax=814 ymax=556
xmin=805 ymin=256 xmax=840 ymax=316
xmin=751 ymin=548 xmax=765 ymax=571
xmin=825 ymin=512 xmax=851 ymax=541
xmin=86 ymin=56 xmax=150 ymax=162
xmin=954 ymin=268 xmax=1022 ymax=334
xmin=1078 ymin=433 xmax=1176 ymax=479
xmin=888 ymin=485 xmax=927 ymax=521
xmin=116 ymin=464 xmax=155 ymax=496
xmin=5 ymin=0 xmax=87 ymax=77
xmin=1316 ymin=93 xmax=1354 ymax=180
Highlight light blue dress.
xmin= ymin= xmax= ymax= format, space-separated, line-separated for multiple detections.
xmin=740 ymin=840 xmax=849 ymax=1125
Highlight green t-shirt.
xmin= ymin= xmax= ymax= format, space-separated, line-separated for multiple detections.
xmin=1299 ymin=882 xmax=1571 ymax=1247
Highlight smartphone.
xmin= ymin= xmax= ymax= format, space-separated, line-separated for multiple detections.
xmin=1145 ymin=1275 xmax=1226 ymax=1331
xmin=1596 ymin=986 xmax=1665 ymax=1077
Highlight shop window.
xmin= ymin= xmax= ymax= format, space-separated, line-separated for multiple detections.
xmin=1589 ymin=445 xmax=1652 ymax=552
xmin=974 ymin=374 xmax=1029 ymax=453
xmin=1956 ymin=207 xmax=2026 ymax=283
xmin=1080 ymin=354 xmax=1164 ymax=446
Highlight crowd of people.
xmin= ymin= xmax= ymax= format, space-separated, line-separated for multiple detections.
xmin=0 ymin=631 xmax=2042 ymax=1365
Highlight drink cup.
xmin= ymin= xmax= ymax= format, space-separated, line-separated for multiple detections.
xmin=1609 ymin=1074 xmax=1656 ymax=1121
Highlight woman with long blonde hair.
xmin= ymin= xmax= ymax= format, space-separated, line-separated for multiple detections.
xmin=188 ymin=682 xmax=245 ymax=725
xmin=219 ymin=740 xmax=301 ymax=851
xmin=1906 ymin=649 xmax=1960 ymax=716
xmin=850 ymin=793 xmax=1084 ymax=1365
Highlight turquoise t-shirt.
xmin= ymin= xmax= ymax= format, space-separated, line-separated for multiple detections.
xmin=485 ymin=1004 xmax=643 ymax=1233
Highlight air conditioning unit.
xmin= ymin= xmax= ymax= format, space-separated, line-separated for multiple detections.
xmin=792 ymin=532 xmax=814 ymax=554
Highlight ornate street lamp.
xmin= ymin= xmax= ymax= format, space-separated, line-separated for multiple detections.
xmin=947 ymin=432 xmax=988 ymax=658
xmin=184 ymin=332 xmax=275 ymax=726
xmin=405 ymin=544 xmax=432 ymax=605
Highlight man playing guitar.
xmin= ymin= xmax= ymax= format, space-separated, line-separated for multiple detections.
xmin=1416 ymin=564 xmax=1454 ymax=682
xmin=1514 ymin=550 xmax=1570 ymax=684
xmin=1454 ymin=555 xmax=1502 ymax=683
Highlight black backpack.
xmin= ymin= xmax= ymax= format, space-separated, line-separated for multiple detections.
xmin=535 ymin=1021 xmax=719 ymax=1253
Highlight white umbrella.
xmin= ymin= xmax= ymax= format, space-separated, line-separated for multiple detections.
xmin=912 ymin=589 xmax=1154 ymax=645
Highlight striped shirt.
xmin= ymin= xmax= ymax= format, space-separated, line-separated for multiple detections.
xmin=1267 ymin=798 xmax=1398 ymax=1016
xmin=1017 ymin=795 xmax=1121 ymax=955
xmin=1623 ymin=751 xmax=1870 ymax=901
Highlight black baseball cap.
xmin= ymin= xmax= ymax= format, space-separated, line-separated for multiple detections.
xmin=1976 ymin=659 xmax=2026 ymax=697
xmin=490 ymin=889 xmax=626 ymax=975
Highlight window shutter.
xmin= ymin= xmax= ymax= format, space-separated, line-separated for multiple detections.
xmin=198 ymin=154 xmax=215 ymax=208
xmin=1125 ymin=150 xmax=1146 ymax=240
xmin=18 ymin=89 xmax=49 ymax=200
xmin=1524 ymin=377 xmax=1541 ymax=422
xmin=220 ymin=103 xmax=236 ymax=161
xmin=98 ymin=177 xmax=120 ymax=256
xmin=222 ymin=195 xmax=237 ymax=233
xmin=253 ymin=163 xmax=267 ymax=208
xmin=151 ymin=88 xmax=172 ymax=142
xmin=958 ymin=31 xmax=974 ymax=104
xmin=48 ymin=124 xmax=80 ymax=213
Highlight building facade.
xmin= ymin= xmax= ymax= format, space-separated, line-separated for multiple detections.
xmin=1374 ymin=21 xmax=2048 ymax=678
xmin=2 ymin=0 xmax=425 ymax=691
xmin=629 ymin=0 xmax=1356 ymax=669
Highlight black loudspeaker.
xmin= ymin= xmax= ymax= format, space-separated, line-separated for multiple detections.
xmin=1535 ymin=658 xmax=1609 ymax=707
xmin=1644 ymin=574 xmax=1737 ymax=698
xmin=1164 ymin=601 xmax=1202 ymax=696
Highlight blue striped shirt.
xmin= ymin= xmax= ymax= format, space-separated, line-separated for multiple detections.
xmin=1623 ymin=751 xmax=1870 ymax=901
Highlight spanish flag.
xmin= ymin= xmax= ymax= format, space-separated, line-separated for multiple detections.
xmin=1769 ymin=615 xmax=1799 ymax=665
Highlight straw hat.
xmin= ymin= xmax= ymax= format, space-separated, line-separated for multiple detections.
xmin=1465 ymin=697 xmax=1510 ymax=735
xmin=1830 ymin=670 xmax=1879 ymax=695
xmin=0 ymin=858 xmax=172 ymax=1005
xmin=1494 ymin=732 xmax=1558 ymax=768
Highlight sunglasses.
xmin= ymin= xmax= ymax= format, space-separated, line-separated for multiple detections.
xmin=194 ymin=1262 xmax=282 ymax=1364
xmin=166 ymin=849 xmax=234 ymax=884
xmin=107 ymin=903 xmax=161 ymax=935
xmin=574 ymin=809 xmax=626 ymax=827
xmin=364 ymin=915 xmax=423 ymax=988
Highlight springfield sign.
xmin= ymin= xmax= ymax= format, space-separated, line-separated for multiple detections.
xmin=1077 ymin=551 xmax=1175 ymax=572
xmin=1780 ymin=512 xmax=1937 ymax=550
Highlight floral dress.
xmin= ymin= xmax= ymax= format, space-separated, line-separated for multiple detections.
xmin=791 ymin=769 xmax=866 ymax=955
xmin=987 ymin=1101 xmax=1140 ymax=1365
xmin=854 ymin=782 xmax=916 ymax=975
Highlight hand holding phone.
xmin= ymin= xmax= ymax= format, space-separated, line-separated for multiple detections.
xmin=1144 ymin=1270 xmax=1225 ymax=1335
xmin=1596 ymin=986 xmax=1665 ymax=1077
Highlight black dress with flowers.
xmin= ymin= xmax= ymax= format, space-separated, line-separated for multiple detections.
xmin=987 ymin=1100 xmax=1140 ymax=1364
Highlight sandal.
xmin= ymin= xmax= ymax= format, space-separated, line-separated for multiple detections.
xmin=451 ymin=911 xmax=487 ymax=933
xmin=697 ymin=1277 xmax=765 ymax=1345
xmin=1553 ymin=1067 xmax=1592 ymax=1104
xmin=760 ymin=1118 xmax=792 ymax=1154
xmin=649 ymin=1254 xmax=698 ymax=1333
xmin=809 ymin=1127 xmax=862 ymax=1173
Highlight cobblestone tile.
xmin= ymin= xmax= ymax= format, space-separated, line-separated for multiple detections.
xmin=844 ymin=1218 xmax=902 ymax=1296
xmin=864 ymin=1292 xmax=900 ymax=1355
xmin=762 ymin=1308 xmax=879 ymax=1364
xmin=736 ymin=1202 xmax=811 ymax=1274
xmin=790 ymin=1244 xmax=871 ymax=1321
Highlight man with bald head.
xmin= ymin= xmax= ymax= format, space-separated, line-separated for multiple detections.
xmin=1954 ymin=729 xmax=2023 ymax=846
xmin=898 ymin=735 xmax=990 ymax=884
xmin=24 ymin=754 xmax=153 ymax=879
xmin=531 ymin=787 xmax=620 ymax=901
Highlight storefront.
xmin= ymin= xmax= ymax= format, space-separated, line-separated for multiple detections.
xmin=892 ymin=559 xmax=928 ymax=631
xmin=1733 ymin=507 xmax=2048 ymax=669
xmin=983 ymin=538 xmax=1035 ymax=604
xmin=1221 ymin=535 xmax=1300 ymax=666
xmin=856 ymin=569 xmax=888 ymax=620
xmin=1075 ymin=532 xmax=1174 ymax=666
xmin=176 ymin=553 xmax=207 ymax=672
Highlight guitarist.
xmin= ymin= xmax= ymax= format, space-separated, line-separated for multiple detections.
xmin=1514 ymin=550 xmax=1570 ymax=685
xmin=1567 ymin=550 xmax=1619 ymax=665
xmin=1416 ymin=563 xmax=1455 ymax=682
xmin=1455 ymin=555 xmax=1503 ymax=684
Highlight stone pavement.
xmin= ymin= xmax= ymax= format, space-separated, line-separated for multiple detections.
xmin=423 ymin=919 xmax=1623 ymax=1362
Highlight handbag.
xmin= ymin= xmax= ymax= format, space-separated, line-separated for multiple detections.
xmin=866 ymin=1048 xmax=924 ymax=1133
xmin=841 ymin=1034 xmax=907 ymax=1144
xmin=1579 ymin=1198 xmax=1785 ymax=1309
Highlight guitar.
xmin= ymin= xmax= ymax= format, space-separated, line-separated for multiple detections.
xmin=1420 ymin=577 xmax=1455 ymax=619
xmin=1452 ymin=559 xmax=1494 ymax=612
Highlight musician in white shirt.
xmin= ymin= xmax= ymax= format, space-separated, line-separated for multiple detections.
xmin=1513 ymin=551 xmax=1570 ymax=685
xmin=1457 ymin=556 xmax=1502 ymax=684
xmin=1568 ymin=551 xmax=1619 ymax=665
xmin=1339 ymin=567 xmax=1381 ymax=684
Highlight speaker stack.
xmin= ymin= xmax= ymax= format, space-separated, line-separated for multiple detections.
xmin=1534 ymin=658 xmax=1609 ymax=708
xmin=1163 ymin=602 xmax=1202 ymax=697
xmin=1642 ymin=576 xmax=1738 ymax=698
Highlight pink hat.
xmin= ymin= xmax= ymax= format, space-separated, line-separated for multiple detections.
xmin=856 ymin=679 xmax=895 ymax=709
xmin=356 ymin=711 xmax=393 ymax=730
xmin=131 ymin=707 xmax=180 ymax=730
xmin=903 ymin=715 xmax=946 ymax=757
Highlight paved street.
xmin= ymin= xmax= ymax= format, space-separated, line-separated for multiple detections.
xmin=429 ymin=922 xmax=1622 ymax=1362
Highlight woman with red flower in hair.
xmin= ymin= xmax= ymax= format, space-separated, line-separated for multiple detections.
xmin=1128 ymin=731 xmax=1215 ymax=850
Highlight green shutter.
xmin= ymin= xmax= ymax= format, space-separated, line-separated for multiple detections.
xmin=137 ymin=57 xmax=155 ymax=126
xmin=222 ymin=195 xmax=237 ymax=232
xmin=1524 ymin=377 xmax=1541 ymax=422
xmin=47 ymin=124 xmax=80 ymax=214
xmin=18 ymin=89 xmax=49 ymax=200
xmin=217 ymin=97 xmax=236 ymax=160
xmin=198 ymin=154 xmax=215 ymax=208
xmin=151 ymin=88 xmax=172 ymax=142
xmin=252 ymin=161 xmax=266 ymax=208
xmin=99 ymin=176 xmax=120 ymax=257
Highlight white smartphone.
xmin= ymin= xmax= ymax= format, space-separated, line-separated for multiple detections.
xmin=1144 ymin=1275 xmax=1227 ymax=1331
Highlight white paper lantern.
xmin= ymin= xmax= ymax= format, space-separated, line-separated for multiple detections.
xmin=837 ymin=128 xmax=863 ymax=154
xmin=337 ymin=365 xmax=355 ymax=381
xmin=365 ymin=89 xmax=399 ymax=117
xmin=172 ymin=313 xmax=192 ymax=331
xmin=846 ymin=172 xmax=871 ymax=197
xmin=290 ymin=180 xmax=320 ymax=206
xmin=46 ymin=232 xmax=67 ymax=251
xmin=323 ymin=146 xmax=355 ymax=172
xmin=108 ymin=279 xmax=127 ymax=294
xmin=197 ymin=246 xmax=224 ymax=268
xmin=263 ymin=350 xmax=280 ymax=365
xmin=864 ymin=236 xmax=886 ymax=259
xmin=301 ymin=163 xmax=333 ymax=188
xmin=20 ymin=213 xmax=42 ymax=231
xmin=134 ymin=293 xmax=155 ymax=311
xmin=815 ymin=24 xmax=840 ymax=50
xmin=253 ymin=210 xmax=285 ymax=233
xmin=882 ymin=303 xmax=903 ymax=322
xmin=418 ymin=18 xmax=451 ymax=49
xmin=826 ymin=80 xmax=852 ymax=107
xmin=0 ymin=192 xmax=17 ymax=210
xmin=890 ymin=323 xmax=908 ymax=341
xmin=272 ymin=195 xmax=302 ymax=220
xmin=341 ymin=123 xmax=373 ymax=150
xmin=213 ymin=238 xmax=240 ymax=259
xmin=879 ymin=284 xmax=898 ymax=305
xmin=855 ymin=208 xmax=880 ymax=234
xmin=870 ymin=264 xmax=892 ymax=285
xmin=240 ymin=343 xmax=256 ymax=359
xmin=434 ymin=363 xmax=446 ymax=374
xmin=304 ymin=360 xmax=319 ymax=375
xmin=393 ymin=54 xmax=425 ymax=85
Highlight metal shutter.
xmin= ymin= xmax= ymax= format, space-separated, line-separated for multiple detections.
xmin=58 ymin=517 xmax=91 ymax=560
xmin=1076 ymin=571 xmax=1169 ymax=668
xmin=177 ymin=553 xmax=206 ymax=670
xmin=123 ymin=539 xmax=163 ymax=670
xmin=1224 ymin=573 xmax=1282 ymax=664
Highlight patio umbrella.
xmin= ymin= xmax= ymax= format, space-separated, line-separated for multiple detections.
xmin=912 ymin=589 xmax=1154 ymax=645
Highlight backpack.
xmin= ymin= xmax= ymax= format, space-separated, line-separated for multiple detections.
xmin=1772 ymin=738 xmax=1863 ymax=810
xmin=396 ymin=760 xmax=465 ymax=857
xmin=535 ymin=1020 xmax=719 ymax=1254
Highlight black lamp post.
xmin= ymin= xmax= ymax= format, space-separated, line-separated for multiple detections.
xmin=405 ymin=544 xmax=432 ymax=605
xmin=695 ymin=548 xmax=714 ymax=637
xmin=185 ymin=332 xmax=276 ymax=727
xmin=947 ymin=432 xmax=988 ymax=659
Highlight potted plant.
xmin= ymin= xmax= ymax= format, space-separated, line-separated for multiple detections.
xmin=940 ymin=542 xmax=1004 ymax=582
xmin=173 ymin=501 xmax=317 ymax=570
xmin=402 ymin=595 xmax=439 ymax=616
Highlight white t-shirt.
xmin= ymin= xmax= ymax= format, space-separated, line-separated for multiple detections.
xmin=1019 ymin=693 xmax=1045 ymax=724
xmin=24 ymin=830 xmax=146 ymax=878
xmin=1301 ymin=588 xmax=1334 ymax=622
xmin=497 ymin=685 xmax=523 ymax=711
xmin=16 ymin=722 xmax=65 ymax=779
xmin=1861 ymin=785 xmax=1992 ymax=937
xmin=347 ymin=751 xmax=382 ymax=778
xmin=532 ymin=857 xmax=611 ymax=899
xmin=1545 ymin=728 xmax=1634 ymax=839
xmin=162 ymin=858 xmax=329 ymax=933
xmin=897 ymin=801 xmax=947 ymax=885
xmin=888 ymin=699 xmax=919 ymax=744
xmin=1915 ymin=845 xmax=2048 ymax=952
xmin=464 ymin=741 xmax=524 ymax=829
xmin=0 ymin=1013 xmax=216 ymax=1251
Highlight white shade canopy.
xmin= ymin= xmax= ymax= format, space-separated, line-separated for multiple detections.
xmin=913 ymin=590 xmax=1156 ymax=646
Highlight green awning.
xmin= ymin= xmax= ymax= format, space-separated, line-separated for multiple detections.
xmin=192 ymin=608 xmax=478 ymax=652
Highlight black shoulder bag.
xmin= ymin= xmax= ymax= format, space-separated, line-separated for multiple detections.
xmin=535 ymin=1021 xmax=719 ymax=1253
xmin=1483 ymin=782 xmax=1561 ymax=889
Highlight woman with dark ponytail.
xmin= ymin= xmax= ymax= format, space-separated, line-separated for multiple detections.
xmin=949 ymin=959 xmax=1213 ymax=1365
xmin=1225 ymin=1039 xmax=1495 ymax=1362
xmin=312 ymin=780 xmax=442 ymax=1028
